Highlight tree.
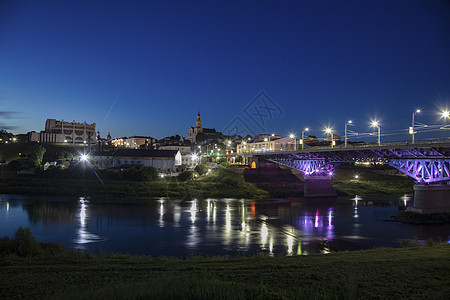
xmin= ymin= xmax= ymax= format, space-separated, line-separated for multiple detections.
xmin=139 ymin=166 xmax=158 ymax=182
xmin=195 ymin=163 xmax=209 ymax=175
xmin=31 ymin=145 xmax=46 ymax=167
xmin=177 ymin=171 xmax=193 ymax=181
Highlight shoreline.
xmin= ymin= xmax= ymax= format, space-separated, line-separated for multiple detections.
xmin=1 ymin=229 xmax=449 ymax=299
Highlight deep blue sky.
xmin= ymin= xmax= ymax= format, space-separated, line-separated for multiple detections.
xmin=1 ymin=0 xmax=449 ymax=142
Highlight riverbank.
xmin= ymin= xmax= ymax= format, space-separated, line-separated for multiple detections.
xmin=1 ymin=229 xmax=449 ymax=299
xmin=0 ymin=168 xmax=269 ymax=199
xmin=331 ymin=165 xmax=415 ymax=196
xmin=0 ymin=164 xmax=416 ymax=198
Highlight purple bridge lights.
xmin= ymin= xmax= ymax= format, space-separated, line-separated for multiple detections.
xmin=389 ymin=159 xmax=450 ymax=183
xmin=264 ymin=158 xmax=338 ymax=177
xmin=254 ymin=141 xmax=450 ymax=213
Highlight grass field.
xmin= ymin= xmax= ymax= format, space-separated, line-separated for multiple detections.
xmin=1 ymin=240 xmax=449 ymax=299
xmin=331 ymin=165 xmax=415 ymax=196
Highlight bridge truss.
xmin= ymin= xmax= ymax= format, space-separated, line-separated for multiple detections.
xmin=257 ymin=142 xmax=450 ymax=183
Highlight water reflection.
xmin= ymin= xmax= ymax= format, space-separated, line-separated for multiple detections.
xmin=1 ymin=194 xmax=449 ymax=257
xmin=74 ymin=197 xmax=103 ymax=250
xmin=400 ymin=194 xmax=411 ymax=208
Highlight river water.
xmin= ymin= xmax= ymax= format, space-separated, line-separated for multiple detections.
xmin=0 ymin=194 xmax=449 ymax=257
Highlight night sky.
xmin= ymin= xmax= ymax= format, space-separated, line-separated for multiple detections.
xmin=1 ymin=0 xmax=449 ymax=142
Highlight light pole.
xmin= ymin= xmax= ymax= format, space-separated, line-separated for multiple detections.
xmin=289 ymin=134 xmax=296 ymax=151
xmin=325 ymin=127 xmax=334 ymax=148
xmin=301 ymin=128 xmax=309 ymax=150
xmin=411 ymin=109 xmax=420 ymax=144
xmin=371 ymin=121 xmax=381 ymax=146
xmin=345 ymin=120 xmax=352 ymax=148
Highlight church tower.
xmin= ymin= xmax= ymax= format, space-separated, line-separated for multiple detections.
xmin=195 ymin=112 xmax=202 ymax=129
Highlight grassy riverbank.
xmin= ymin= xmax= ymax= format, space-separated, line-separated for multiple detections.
xmin=1 ymin=229 xmax=449 ymax=299
xmin=0 ymin=168 xmax=269 ymax=199
xmin=332 ymin=165 xmax=415 ymax=196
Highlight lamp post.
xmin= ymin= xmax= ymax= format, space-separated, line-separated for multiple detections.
xmin=344 ymin=120 xmax=352 ymax=148
xmin=371 ymin=121 xmax=381 ymax=146
xmin=442 ymin=110 xmax=450 ymax=119
xmin=301 ymin=128 xmax=309 ymax=150
xmin=289 ymin=134 xmax=296 ymax=151
xmin=411 ymin=109 xmax=420 ymax=144
xmin=325 ymin=128 xmax=334 ymax=148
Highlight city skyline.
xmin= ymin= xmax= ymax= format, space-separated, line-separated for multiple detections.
xmin=1 ymin=0 xmax=449 ymax=141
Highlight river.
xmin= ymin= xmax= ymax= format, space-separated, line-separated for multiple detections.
xmin=0 ymin=194 xmax=449 ymax=257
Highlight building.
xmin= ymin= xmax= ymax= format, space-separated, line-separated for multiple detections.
xmin=324 ymin=134 xmax=342 ymax=142
xmin=158 ymin=145 xmax=191 ymax=154
xmin=28 ymin=119 xmax=96 ymax=145
xmin=187 ymin=113 xmax=218 ymax=144
xmin=112 ymin=136 xmax=156 ymax=149
xmin=159 ymin=145 xmax=202 ymax=169
xmin=236 ymin=137 xmax=298 ymax=154
xmin=91 ymin=149 xmax=182 ymax=173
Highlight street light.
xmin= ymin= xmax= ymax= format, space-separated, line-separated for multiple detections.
xmin=301 ymin=128 xmax=309 ymax=150
xmin=411 ymin=109 xmax=421 ymax=144
xmin=289 ymin=133 xmax=296 ymax=151
xmin=371 ymin=121 xmax=381 ymax=146
xmin=345 ymin=120 xmax=352 ymax=148
xmin=325 ymin=127 xmax=334 ymax=148
xmin=442 ymin=110 xmax=450 ymax=119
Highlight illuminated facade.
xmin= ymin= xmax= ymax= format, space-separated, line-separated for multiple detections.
xmin=237 ymin=137 xmax=297 ymax=154
xmin=28 ymin=119 xmax=96 ymax=144
xmin=112 ymin=136 xmax=155 ymax=149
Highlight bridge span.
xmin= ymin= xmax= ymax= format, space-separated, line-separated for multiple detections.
xmin=247 ymin=141 xmax=450 ymax=213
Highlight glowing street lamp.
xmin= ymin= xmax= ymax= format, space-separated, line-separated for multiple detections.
xmin=442 ymin=110 xmax=450 ymax=119
xmin=345 ymin=120 xmax=352 ymax=148
xmin=411 ymin=109 xmax=421 ymax=144
xmin=325 ymin=127 xmax=334 ymax=148
xmin=80 ymin=154 xmax=89 ymax=162
xmin=371 ymin=121 xmax=381 ymax=146
xmin=289 ymin=133 xmax=296 ymax=151
xmin=301 ymin=128 xmax=309 ymax=150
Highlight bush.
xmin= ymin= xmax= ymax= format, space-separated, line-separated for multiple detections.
xmin=0 ymin=227 xmax=68 ymax=257
xmin=123 ymin=166 xmax=158 ymax=182
xmin=178 ymin=171 xmax=193 ymax=181
xmin=8 ymin=160 xmax=23 ymax=170
xmin=194 ymin=163 xmax=209 ymax=175
xmin=12 ymin=226 xmax=41 ymax=257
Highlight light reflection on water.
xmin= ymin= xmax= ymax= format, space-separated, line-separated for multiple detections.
xmin=0 ymin=194 xmax=449 ymax=257
xmin=74 ymin=197 xmax=104 ymax=250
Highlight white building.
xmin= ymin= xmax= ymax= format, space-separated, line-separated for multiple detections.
xmin=236 ymin=137 xmax=298 ymax=154
xmin=91 ymin=149 xmax=182 ymax=173
xmin=159 ymin=145 xmax=202 ymax=169
xmin=28 ymin=119 xmax=96 ymax=145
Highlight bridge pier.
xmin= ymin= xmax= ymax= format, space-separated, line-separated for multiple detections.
xmin=304 ymin=175 xmax=337 ymax=198
xmin=408 ymin=184 xmax=450 ymax=214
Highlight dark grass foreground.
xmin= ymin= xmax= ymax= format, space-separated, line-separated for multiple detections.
xmin=1 ymin=228 xmax=449 ymax=299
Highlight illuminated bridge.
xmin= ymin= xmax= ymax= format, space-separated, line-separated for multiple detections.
xmin=247 ymin=141 xmax=450 ymax=213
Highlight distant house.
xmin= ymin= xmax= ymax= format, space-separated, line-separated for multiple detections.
xmin=91 ymin=149 xmax=182 ymax=173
